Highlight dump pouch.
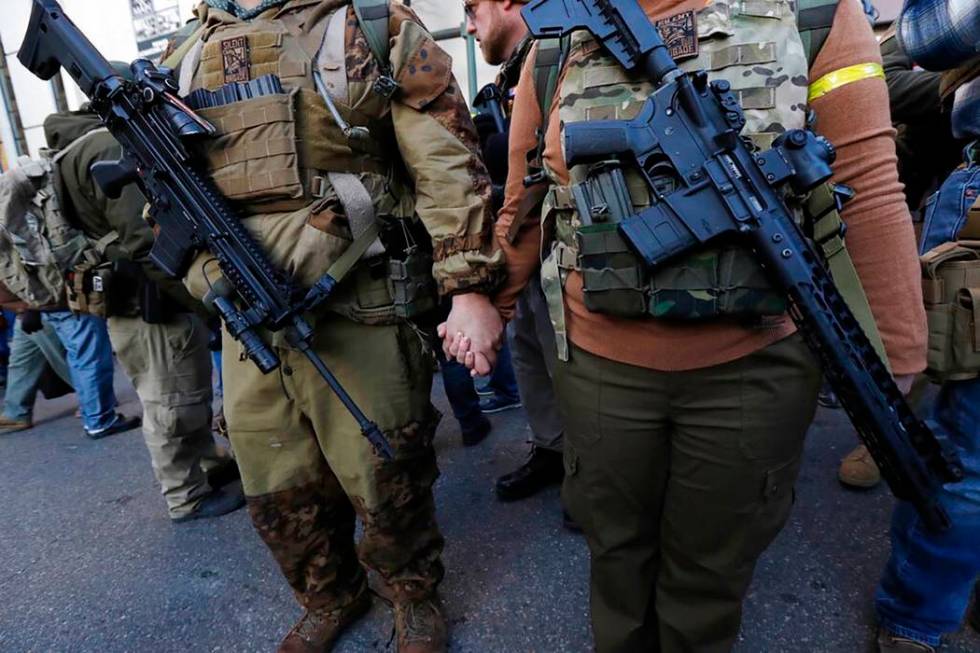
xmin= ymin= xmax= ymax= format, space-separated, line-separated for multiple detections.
xmin=921 ymin=240 xmax=980 ymax=381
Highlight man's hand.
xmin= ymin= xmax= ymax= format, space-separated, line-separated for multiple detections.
xmin=437 ymin=293 xmax=503 ymax=376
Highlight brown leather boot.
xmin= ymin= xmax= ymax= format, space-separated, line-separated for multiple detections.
xmin=392 ymin=586 xmax=448 ymax=653
xmin=839 ymin=444 xmax=882 ymax=488
xmin=278 ymin=590 xmax=372 ymax=653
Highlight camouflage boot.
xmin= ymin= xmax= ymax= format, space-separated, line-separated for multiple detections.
xmin=278 ymin=586 xmax=372 ymax=653
xmin=391 ymin=582 xmax=448 ymax=653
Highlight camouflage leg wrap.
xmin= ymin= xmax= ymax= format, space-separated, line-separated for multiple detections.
xmin=353 ymin=413 xmax=445 ymax=600
xmin=247 ymin=474 xmax=366 ymax=612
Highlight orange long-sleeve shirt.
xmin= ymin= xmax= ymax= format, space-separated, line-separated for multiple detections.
xmin=495 ymin=0 xmax=927 ymax=375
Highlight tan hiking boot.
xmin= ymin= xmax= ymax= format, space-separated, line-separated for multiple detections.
xmin=0 ymin=415 xmax=32 ymax=433
xmin=278 ymin=591 xmax=371 ymax=653
xmin=393 ymin=593 xmax=448 ymax=653
xmin=839 ymin=444 xmax=881 ymax=488
xmin=877 ymin=628 xmax=936 ymax=652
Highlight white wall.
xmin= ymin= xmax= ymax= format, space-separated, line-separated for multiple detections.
xmin=0 ymin=0 xmax=497 ymax=164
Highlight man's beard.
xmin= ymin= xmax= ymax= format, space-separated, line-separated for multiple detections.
xmin=478 ymin=13 xmax=508 ymax=65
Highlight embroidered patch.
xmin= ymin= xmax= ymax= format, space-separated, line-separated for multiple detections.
xmin=655 ymin=10 xmax=699 ymax=61
xmin=221 ymin=36 xmax=251 ymax=84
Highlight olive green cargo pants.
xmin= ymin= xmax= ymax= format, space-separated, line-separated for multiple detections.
xmin=223 ymin=314 xmax=443 ymax=610
xmin=555 ymin=333 xmax=821 ymax=653
xmin=108 ymin=313 xmax=229 ymax=518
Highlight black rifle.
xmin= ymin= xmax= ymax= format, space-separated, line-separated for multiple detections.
xmin=521 ymin=0 xmax=963 ymax=530
xmin=472 ymin=83 xmax=507 ymax=134
xmin=19 ymin=0 xmax=394 ymax=459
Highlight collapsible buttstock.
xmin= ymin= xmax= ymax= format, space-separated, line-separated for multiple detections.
xmin=17 ymin=0 xmax=115 ymax=95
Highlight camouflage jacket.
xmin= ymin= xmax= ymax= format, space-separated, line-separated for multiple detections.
xmin=172 ymin=0 xmax=504 ymax=297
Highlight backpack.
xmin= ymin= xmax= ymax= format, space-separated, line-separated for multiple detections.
xmin=919 ymin=141 xmax=980 ymax=380
xmin=0 ymin=139 xmax=103 ymax=308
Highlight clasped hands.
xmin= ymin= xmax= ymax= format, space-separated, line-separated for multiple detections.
xmin=437 ymin=293 xmax=504 ymax=376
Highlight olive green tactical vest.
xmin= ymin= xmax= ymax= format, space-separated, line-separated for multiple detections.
xmin=543 ymin=0 xmax=811 ymax=321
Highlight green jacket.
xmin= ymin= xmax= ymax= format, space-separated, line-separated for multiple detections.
xmin=42 ymin=110 xmax=201 ymax=313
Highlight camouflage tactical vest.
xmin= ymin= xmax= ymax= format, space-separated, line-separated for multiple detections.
xmin=173 ymin=0 xmax=434 ymax=325
xmin=0 ymin=143 xmax=103 ymax=308
xmin=543 ymin=0 xmax=810 ymax=321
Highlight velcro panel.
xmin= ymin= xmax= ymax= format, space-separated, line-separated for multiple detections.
xmin=710 ymin=43 xmax=777 ymax=70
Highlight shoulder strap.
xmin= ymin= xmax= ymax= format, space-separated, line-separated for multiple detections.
xmin=161 ymin=20 xmax=204 ymax=70
xmin=351 ymin=0 xmax=391 ymax=72
xmin=796 ymin=0 xmax=839 ymax=68
xmin=532 ymin=36 xmax=569 ymax=123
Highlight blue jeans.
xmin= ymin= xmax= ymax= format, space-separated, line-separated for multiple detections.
xmin=875 ymin=377 xmax=980 ymax=646
xmin=3 ymin=318 xmax=71 ymax=421
xmin=437 ymin=339 xmax=519 ymax=431
xmin=41 ymin=311 xmax=119 ymax=433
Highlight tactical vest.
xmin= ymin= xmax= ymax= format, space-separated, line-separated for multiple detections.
xmin=171 ymin=0 xmax=435 ymax=325
xmin=0 ymin=135 xmax=108 ymax=309
xmin=542 ymin=0 xmax=812 ymax=322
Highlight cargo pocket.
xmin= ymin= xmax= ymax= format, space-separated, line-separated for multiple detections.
xmin=195 ymin=90 xmax=304 ymax=206
xmin=740 ymin=456 xmax=800 ymax=566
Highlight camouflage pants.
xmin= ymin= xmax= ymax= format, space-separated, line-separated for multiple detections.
xmin=223 ymin=314 xmax=443 ymax=611
xmin=108 ymin=313 xmax=228 ymax=518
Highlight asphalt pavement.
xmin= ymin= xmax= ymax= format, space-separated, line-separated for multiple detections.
xmin=0 ymin=364 xmax=977 ymax=653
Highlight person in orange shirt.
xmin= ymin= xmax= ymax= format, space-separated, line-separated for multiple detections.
xmin=446 ymin=0 xmax=926 ymax=649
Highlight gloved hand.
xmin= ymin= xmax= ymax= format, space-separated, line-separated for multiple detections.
xmin=21 ymin=310 xmax=43 ymax=335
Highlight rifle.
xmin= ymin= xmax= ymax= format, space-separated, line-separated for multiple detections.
xmin=18 ymin=0 xmax=394 ymax=460
xmin=472 ymin=83 xmax=507 ymax=134
xmin=521 ymin=0 xmax=963 ymax=530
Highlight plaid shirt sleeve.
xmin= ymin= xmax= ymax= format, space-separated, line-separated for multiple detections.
xmin=898 ymin=0 xmax=980 ymax=71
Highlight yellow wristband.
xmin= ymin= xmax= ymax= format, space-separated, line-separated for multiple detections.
xmin=807 ymin=62 xmax=885 ymax=102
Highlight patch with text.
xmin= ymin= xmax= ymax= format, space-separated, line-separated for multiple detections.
xmin=221 ymin=36 xmax=251 ymax=84
xmin=655 ymin=10 xmax=698 ymax=61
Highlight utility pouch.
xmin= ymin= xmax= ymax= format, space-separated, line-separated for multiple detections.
xmin=66 ymin=261 xmax=112 ymax=318
xmin=577 ymin=223 xmax=648 ymax=317
xmin=195 ymin=89 xmax=305 ymax=210
xmin=921 ymin=240 xmax=980 ymax=381
xmin=387 ymin=246 xmax=436 ymax=319
xmin=573 ymin=161 xmax=649 ymax=317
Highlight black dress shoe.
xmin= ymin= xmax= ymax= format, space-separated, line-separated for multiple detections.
xmin=495 ymin=447 xmax=564 ymax=502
